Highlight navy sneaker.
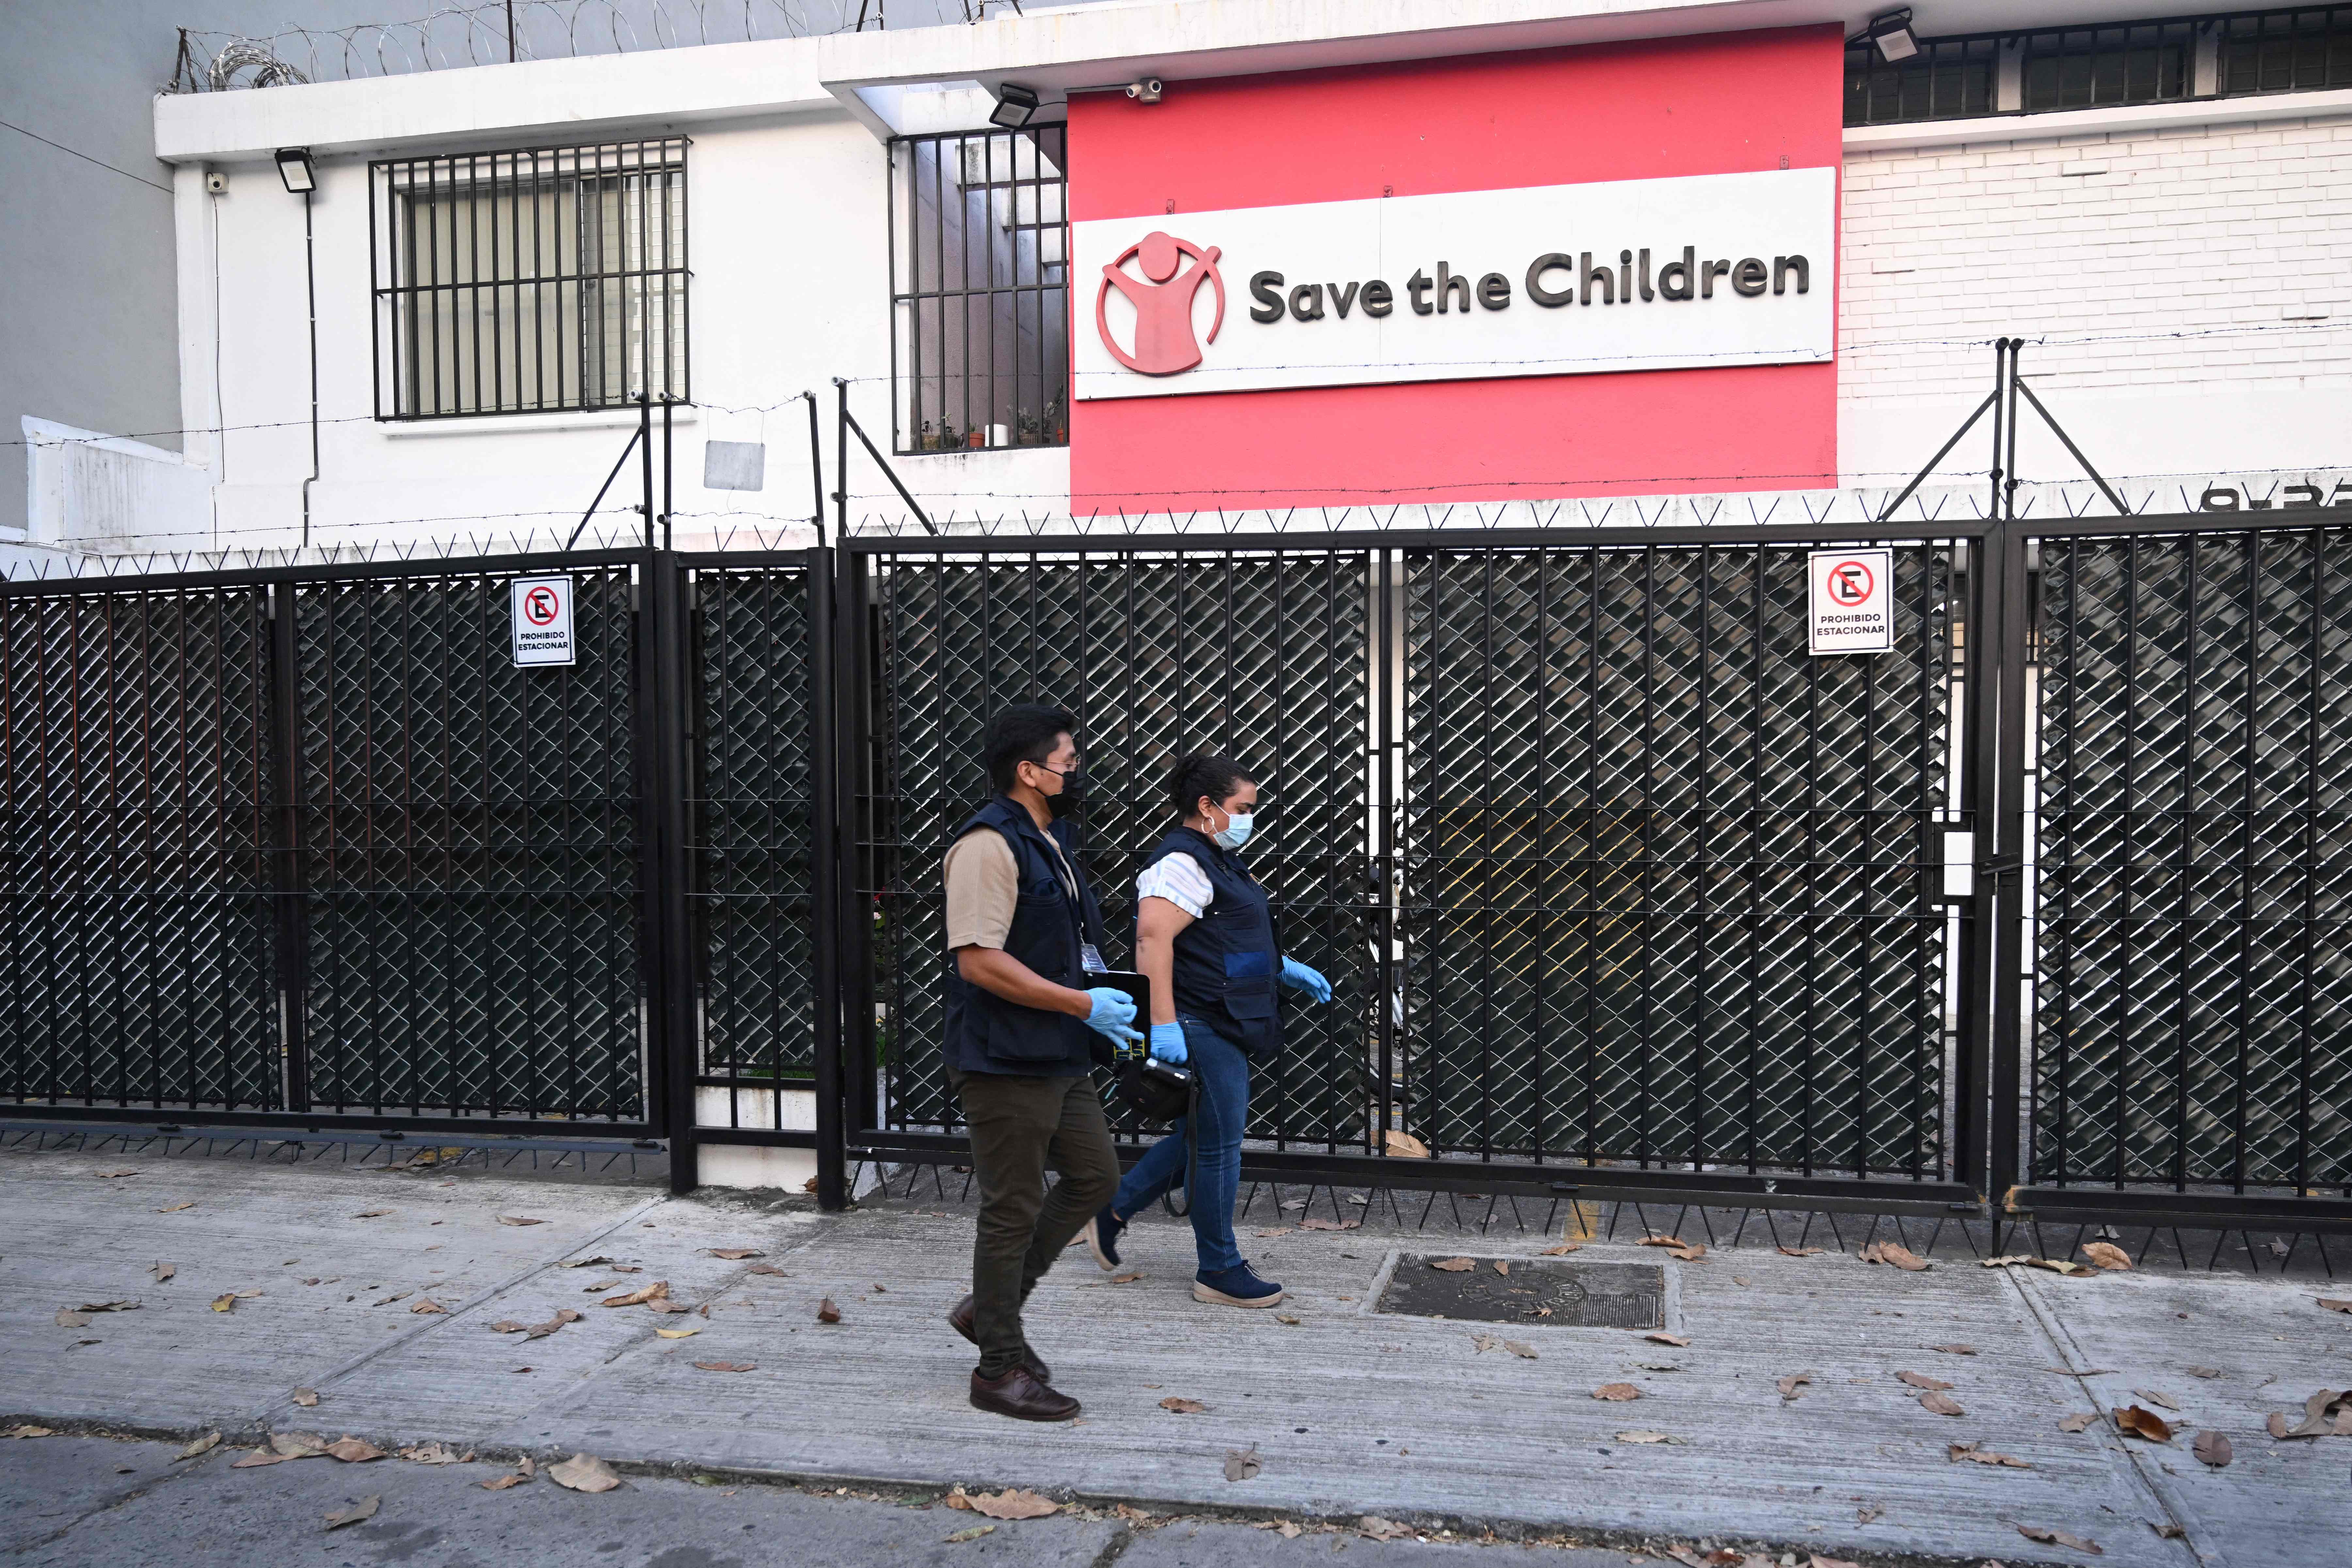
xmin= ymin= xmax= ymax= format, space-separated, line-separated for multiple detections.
xmin=1083 ymin=1205 xmax=1126 ymax=1271
xmin=1193 ymin=1262 xmax=1284 ymax=1308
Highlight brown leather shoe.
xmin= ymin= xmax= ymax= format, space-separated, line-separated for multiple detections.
xmin=969 ymin=1365 xmax=1080 ymax=1422
xmin=948 ymin=1293 xmax=1053 ymax=1384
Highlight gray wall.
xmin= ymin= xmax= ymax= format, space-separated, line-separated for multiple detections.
xmin=0 ymin=0 xmax=1080 ymax=534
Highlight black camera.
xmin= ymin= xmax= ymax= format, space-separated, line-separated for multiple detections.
xmin=1117 ymin=1055 xmax=1195 ymax=1125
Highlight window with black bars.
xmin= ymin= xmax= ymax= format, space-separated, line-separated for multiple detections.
xmin=888 ymin=125 xmax=1068 ymax=456
xmin=1845 ymin=6 xmax=2352 ymax=125
xmin=369 ymin=138 xmax=689 ymax=421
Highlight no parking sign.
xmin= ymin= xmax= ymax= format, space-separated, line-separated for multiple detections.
xmin=1807 ymin=549 xmax=1893 ymax=655
xmin=510 ymin=575 xmax=576 ymax=667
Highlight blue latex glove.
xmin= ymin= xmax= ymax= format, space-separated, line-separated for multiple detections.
xmin=1148 ymin=1021 xmax=1188 ymax=1064
xmin=1280 ymin=956 xmax=1333 ymax=1003
xmin=1082 ymin=986 xmax=1143 ymax=1046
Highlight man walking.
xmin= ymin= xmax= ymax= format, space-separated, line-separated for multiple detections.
xmin=940 ymin=704 xmax=1140 ymax=1421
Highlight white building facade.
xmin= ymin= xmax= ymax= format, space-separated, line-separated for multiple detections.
xmin=12 ymin=0 xmax=2345 ymax=554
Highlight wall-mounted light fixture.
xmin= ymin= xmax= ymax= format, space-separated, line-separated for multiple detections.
xmin=989 ymin=82 xmax=1041 ymax=129
xmin=275 ymin=147 xmax=317 ymax=194
xmin=1125 ymin=77 xmax=1163 ymax=104
xmin=1862 ymin=9 xmax=1921 ymax=64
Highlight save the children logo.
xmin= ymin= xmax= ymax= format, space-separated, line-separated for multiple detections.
xmin=1095 ymin=230 xmax=1224 ymax=376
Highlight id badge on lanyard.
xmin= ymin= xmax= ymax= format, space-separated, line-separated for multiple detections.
xmin=1080 ymin=943 xmax=1108 ymax=975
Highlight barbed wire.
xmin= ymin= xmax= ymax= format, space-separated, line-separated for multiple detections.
xmin=11 ymin=312 xmax=2352 ymax=456
xmin=167 ymin=0 xmax=1030 ymax=91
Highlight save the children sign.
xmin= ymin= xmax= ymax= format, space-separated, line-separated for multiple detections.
xmin=1074 ymin=168 xmax=1834 ymax=400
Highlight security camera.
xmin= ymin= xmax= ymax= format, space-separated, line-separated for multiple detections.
xmin=204 ymin=170 xmax=229 ymax=194
xmin=1125 ymin=78 xmax=1163 ymax=104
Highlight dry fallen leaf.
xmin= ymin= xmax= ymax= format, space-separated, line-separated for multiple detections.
xmin=1897 ymin=1371 xmax=1954 ymax=1391
xmin=547 ymin=1453 xmax=622 ymax=1493
xmin=398 ymin=1443 xmax=467 ymax=1465
xmin=1541 ymin=1242 xmax=1582 ymax=1256
xmin=1646 ymin=1332 xmax=1692 ymax=1347
xmin=175 ymin=1432 xmax=220 ymax=1460
xmin=601 ymin=1281 xmax=670 ymax=1308
xmin=1110 ymin=1272 xmax=1143 ymax=1285
xmin=2316 ymin=1297 xmax=2352 ymax=1314
xmin=323 ymin=1495 xmax=380 ymax=1531
xmin=156 ymin=1201 xmax=197 ymax=1213
xmin=480 ymin=1471 xmax=530 ymax=1491
xmin=655 ymin=1327 xmax=699 ymax=1339
xmin=95 ymin=1170 xmax=140 ymax=1179
xmin=968 ymin=1488 xmax=1060 ymax=1518
xmin=1492 ymin=1259 xmax=1511 ymax=1276
xmin=746 ymin=1264 xmax=786 ymax=1277
xmin=1384 ymin=1129 xmax=1431 ymax=1158
xmin=2113 ymin=1405 xmax=2175 ymax=1442
xmin=1778 ymin=1372 xmax=1814 ymax=1400
xmin=816 ymin=1297 xmax=841 ymax=1324
xmin=1638 ymin=1235 xmax=1706 ymax=1261
xmin=2080 ymin=1241 xmax=2133 ymax=1271
xmin=2132 ymin=1389 xmax=2180 ymax=1412
xmin=210 ymin=1294 xmax=238 ymax=1313
xmin=1858 ymin=1240 xmax=1932 ymax=1271
xmin=292 ymin=1389 xmax=319 ymax=1408
xmin=1159 ymin=1396 xmax=1207 ymax=1414
xmin=553 ymin=1256 xmax=614 ymax=1269
xmin=707 ymin=1248 xmax=765 ymax=1260
xmin=1357 ymin=1516 xmax=1412 ymax=1541
xmin=692 ymin=1361 xmax=756 ymax=1373
xmin=1299 ymin=1217 xmax=1361 ymax=1231
xmin=1928 ymin=1343 xmax=1978 ymax=1355
xmin=2059 ymin=1412 xmax=2098 ymax=1432
xmin=1593 ymin=1383 xmax=1642 ymax=1401
xmin=409 ymin=1300 xmax=448 ymax=1316
xmin=5 ymin=1425 xmax=57 ymax=1439
xmin=1918 ymin=1391 xmax=1966 ymax=1416
xmin=1429 ymin=1256 xmax=1476 ymax=1272
xmin=496 ymin=1216 xmax=549 ymax=1227
xmin=1777 ymin=1246 xmax=1823 ymax=1257
xmin=1223 ymin=1447 xmax=1263 ymax=1482
xmin=2187 ymin=1366 xmax=2222 ymax=1379
xmin=1503 ymin=1340 xmax=1538 ymax=1359
xmin=1809 ymin=1558 xmax=1864 ymax=1568
xmin=2269 ymin=1388 xmax=2352 ymax=1438
xmin=271 ymin=1432 xmax=331 ymax=1459
xmin=943 ymin=1525 xmax=996 ymax=1544
xmin=353 ymin=1210 xmax=393 ymax=1219
xmin=1948 ymin=1441 xmax=2030 ymax=1468
xmin=2192 ymin=1430 xmax=2232 ymax=1468
xmin=944 ymin=1487 xmax=973 ymax=1510
xmin=1615 ymin=1431 xmax=1686 ymax=1445
xmin=55 ymin=1309 xmax=90 ymax=1328
xmin=2017 ymin=1523 xmax=2101 ymax=1555
xmin=326 ymin=1437 xmax=385 ymax=1463
xmin=150 ymin=1262 xmax=176 ymax=1283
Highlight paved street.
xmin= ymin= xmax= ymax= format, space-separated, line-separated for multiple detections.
xmin=5 ymin=1138 xmax=2350 ymax=1566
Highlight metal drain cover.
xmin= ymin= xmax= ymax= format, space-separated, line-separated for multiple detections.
xmin=1375 ymin=1255 xmax=1666 ymax=1329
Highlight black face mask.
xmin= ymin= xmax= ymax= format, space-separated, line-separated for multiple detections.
xmin=1044 ymin=766 xmax=1083 ymax=820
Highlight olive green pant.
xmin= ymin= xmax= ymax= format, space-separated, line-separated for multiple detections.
xmin=947 ymin=1065 xmax=1119 ymax=1378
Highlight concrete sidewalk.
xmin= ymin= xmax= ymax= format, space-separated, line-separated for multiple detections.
xmin=5 ymin=1138 xmax=2348 ymax=1567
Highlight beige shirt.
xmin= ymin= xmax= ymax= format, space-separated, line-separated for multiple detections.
xmin=943 ymin=821 xmax=1080 ymax=950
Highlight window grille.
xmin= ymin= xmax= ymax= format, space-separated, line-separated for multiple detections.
xmin=1845 ymin=37 xmax=1998 ymax=125
xmin=887 ymin=126 xmax=1068 ymax=456
xmin=2221 ymin=5 xmax=2352 ymax=91
xmin=2018 ymin=21 xmax=2198 ymax=110
xmin=1844 ymin=6 xmax=2352 ymax=125
xmin=369 ymin=138 xmax=689 ymax=421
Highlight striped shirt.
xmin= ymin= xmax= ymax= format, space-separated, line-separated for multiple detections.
xmin=1135 ymin=851 xmax=1215 ymax=918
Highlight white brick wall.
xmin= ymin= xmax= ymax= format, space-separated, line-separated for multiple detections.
xmin=1842 ymin=112 xmax=2352 ymax=405
xmin=1838 ymin=111 xmax=2352 ymax=487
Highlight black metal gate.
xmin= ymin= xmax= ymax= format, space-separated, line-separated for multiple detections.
xmin=7 ymin=517 xmax=2348 ymax=1231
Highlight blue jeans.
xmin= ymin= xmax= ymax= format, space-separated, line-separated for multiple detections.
xmin=1112 ymin=1018 xmax=1249 ymax=1274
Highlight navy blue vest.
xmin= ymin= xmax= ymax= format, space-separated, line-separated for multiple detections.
xmin=1139 ymin=826 xmax=1281 ymax=1059
xmin=941 ymin=797 xmax=1110 ymax=1077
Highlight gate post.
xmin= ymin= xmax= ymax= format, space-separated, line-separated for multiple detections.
xmin=266 ymin=581 xmax=313 ymax=1113
xmin=809 ymin=547 xmax=849 ymax=1210
xmin=638 ymin=551 xmax=699 ymax=1193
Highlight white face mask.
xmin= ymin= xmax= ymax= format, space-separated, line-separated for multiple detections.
xmin=1207 ymin=803 xmax=1254 ymax=851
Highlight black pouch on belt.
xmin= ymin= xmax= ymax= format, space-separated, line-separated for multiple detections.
xmin=1117 ymin=1055 xmax=1195 ymax=1125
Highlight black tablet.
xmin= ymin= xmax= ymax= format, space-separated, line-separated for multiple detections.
xmin=1090 ymin=969 xmax=1152 ymax=1026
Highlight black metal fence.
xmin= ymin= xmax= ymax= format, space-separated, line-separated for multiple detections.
xmin=6 ymin=517 xmax=2348 ymax=1231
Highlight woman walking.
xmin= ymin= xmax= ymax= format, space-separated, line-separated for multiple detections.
xmin=1082 ymin=753 xmax=1331 ymax=1306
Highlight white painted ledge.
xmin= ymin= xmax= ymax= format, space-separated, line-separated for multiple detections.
xmin=1843 ymin=85 xmax=2352 ymax=152
xmin=379 ymin=407 xmax=698 ymax=440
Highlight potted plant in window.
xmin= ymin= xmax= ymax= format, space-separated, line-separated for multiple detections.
xmin=918 ymin=419 xmax=937 ymax=452
xmin=1015 ymin=408 xmax=1043 ymax=447
xmin=967 ymin=422 xmax=986 ymax=450
xmin=936 ymin=416 xmax=958 ymax=452
xmin=1047 ymin=394 xmax=1066 ymax=445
